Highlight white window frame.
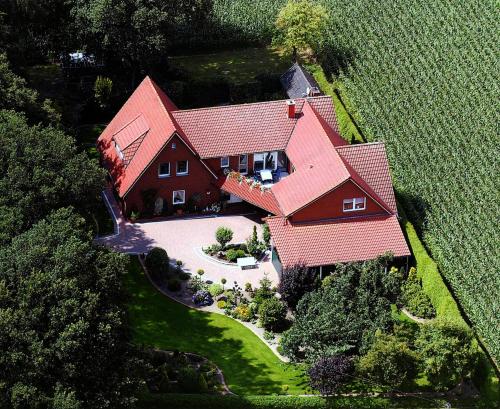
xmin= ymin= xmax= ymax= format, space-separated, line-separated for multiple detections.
xmin=221 ymin=156 xmax=230 ymax=168
xmin=343 ymin=197 xmax=366 ymax=212
xmin=176 ymin=160 xmax=189 ymax=175
xmin=172 ymin=190 xmax=186 ymax=205
xmin=158 ymin=162 xmax=170 ymax=178
xmin=239 ymin=154 xmax=248 ymax=174
xmin=114 ymin=141 xmax=124 ymax=161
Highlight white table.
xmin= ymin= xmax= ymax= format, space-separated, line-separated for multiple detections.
xmin=237 ymin=256 xmax=257 ymax=270
xmin=259 ymin=169 xmax=273 ymax=182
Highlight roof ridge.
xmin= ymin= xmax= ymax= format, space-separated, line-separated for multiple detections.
xmin=173 ymin=97 xmax=306 ymax=114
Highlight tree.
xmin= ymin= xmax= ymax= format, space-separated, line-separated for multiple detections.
xmin=309 ymin=355 xmax=353 ymax=395
xmin=278 ymin=263 xmax=318 ymax=310
xmin=262 ymin=223 xmax=271 ymax=246
xmin=357 ymin=331 xmax=420 ymax=388
xmin=0 ymin=53 xmax=60 ymax=123
xmin=281 ymin=256 xmax=396 ymax=362
xmin=94 ymin=76 xmax=113 ymax=108
xmin=0 ymin=208 xmax=142 ymax=408
xmin=258 ymin=297 xmax=287 ymax=332
xmin=215 ymin=226 xmax=233 ymax=249
xmin=274 ymin=0 xmax=329 ymax=61
xmin=415 ymin=320 xmax=478 ymax=390
xmin=145 ymin=247 xmax=170 ymax=282
xmin=0 ymin=110 xmax=104 ymax=243
xmin=246 ymin=225 xmax=261 ymax=256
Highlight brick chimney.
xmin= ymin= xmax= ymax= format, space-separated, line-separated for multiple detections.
xmin=287 ymin=99 xmax=296 ymax=118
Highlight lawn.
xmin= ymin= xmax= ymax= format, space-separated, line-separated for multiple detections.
xmin=124 ymin=256 xmax=309 ymax=395
xmin=169 ymin=46 xmax=290 ymax=84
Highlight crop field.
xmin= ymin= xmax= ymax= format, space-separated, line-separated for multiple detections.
xmin=206 ymin=0 xmax=500 ymax=363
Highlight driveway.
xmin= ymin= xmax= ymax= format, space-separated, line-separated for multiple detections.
xmin=96 ymin=190 xmax=280 ymax=287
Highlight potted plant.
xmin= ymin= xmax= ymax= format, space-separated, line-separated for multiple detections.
xmin=130 ymin=210 xmax=140 ymax=223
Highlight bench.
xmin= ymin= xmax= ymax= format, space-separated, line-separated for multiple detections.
xmin=237 ymin=256 xmax=257 ymax=270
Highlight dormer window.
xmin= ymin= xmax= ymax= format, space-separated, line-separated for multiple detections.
xmin=114 ymin=141 xmax=124 ymax=161
xmin=176 ymin=160 xmax=188 ymax=175
xmin=158 ymin=163 xmax=170 ymax=177
xmin=343 ymin=197 xmax=366 ymax=212
xmin=221 ymin=156 xmax=229 ymax=168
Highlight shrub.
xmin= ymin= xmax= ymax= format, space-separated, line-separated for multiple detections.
xmin=321 ymin=275 xmax=335 ymax=288
xmin=189 ymin=276 xmax=208 ymax=292
xmin=262 ymin=223 xmax=271 ymax=246
xmin=401 ymin=267 xmax=435 ymax=319
xmin=179 ymin=272 xmax=191 ymax=281
xmin=178 ymin=367 xmax=200 ymax=393
xmin=217 ymin=300 xmax=227 ymax=309
xmin=357 ymin=331 xmax=420 ymax=388
xmin=246 ymin=225 xmax=262 ymax=256
xmin=278 ymin=263 xmax=319 ymax=310
xmin=244 ymin=282 xmax=253 ymax=293
xmin=167 ymin=278 xmax=181 ymax=292
xmin=145 ymin=247 xmax=170 ymax=282
xmin=221 ymin=278 xmax=227 ymax=287
xmin=258 ymin=297 xmax=287 ymax=332
xmin=94 ymin=76 xmax=113 ymax=108
xmin=215 ymin=226 xmax=233 ymax=249
xmin=234 ymin=304 xmax=253 ymax=322
xmin=203 ymin=243 xmax=222 ymax=256
xmin=263 ymin=331 xmax=275 ymax=341
xmin=192 ymin=290 xmax=213 ymax=307
xmin=226 ymin=248 xmax=245 ymax=262
xmin=197 ymin=268 xmax=205 ymax=277
xmin=415 ymin=320 xmax=478 ymax=390
xmin=208 ymin=283 xmax=224 ymax=297
xmin=253 ymin=274 xmax=275 ymax=304
xmin=309 ymin=355 xmax=354 ymax=395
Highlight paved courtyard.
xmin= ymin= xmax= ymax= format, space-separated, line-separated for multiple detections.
xmin=96 ymin=190 xmax=280 ymax=287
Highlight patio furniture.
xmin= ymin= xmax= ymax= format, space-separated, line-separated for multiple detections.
xmin=259 ymin=169 xmax=273 ymax=183
xmin=237 ymin=256 xmax=257 ymax=270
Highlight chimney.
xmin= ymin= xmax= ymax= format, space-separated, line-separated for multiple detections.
xmin=287 ymin=99 xmax=296 ymax=118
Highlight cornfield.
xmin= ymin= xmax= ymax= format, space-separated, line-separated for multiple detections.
xmin=206 ymin=0 xmax=500 ymax=363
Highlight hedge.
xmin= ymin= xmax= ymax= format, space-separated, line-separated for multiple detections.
xmin=137 ymin=393 xmax=452 ymax=409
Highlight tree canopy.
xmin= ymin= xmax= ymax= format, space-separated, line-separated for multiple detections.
xmin=281 ymin=256 xmax=399 ymax=362
xmin=274 ymin=0 xmax=329 ymax=60
xmin=0 ymin=208 xmax=142 ymax=408
xmin=0 ymin=110 xmax=104 ymax=243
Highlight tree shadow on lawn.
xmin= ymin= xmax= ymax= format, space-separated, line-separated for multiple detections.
xmin=125 ymin=257 xmax=308 ymax=395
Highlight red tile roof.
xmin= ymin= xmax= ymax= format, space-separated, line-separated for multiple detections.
xmin=219 ymin=174 xmax=282 ymax=216
xmin=267 ymin=215 xmax=410 ymax=267
xmin=171 ymin=99 xmax=306 ymax=158
xmin=98 ymin=76 xmax=190 ymax=197
xmin=336 ymin=143 xmax=398 ymax=213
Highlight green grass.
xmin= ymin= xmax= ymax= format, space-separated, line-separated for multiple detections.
xmin=124 ymin=257 xmax=308 ymax=395
xmin=169 ymin=46 xmax=290 ymax=84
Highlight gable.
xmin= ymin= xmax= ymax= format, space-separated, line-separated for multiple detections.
xmin=290 ymin=179 xmax=389 ymax=223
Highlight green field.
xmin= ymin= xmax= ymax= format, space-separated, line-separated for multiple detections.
xmin=203 ymin=0 xmax=500 ymax=369
xmin=124 ymin=257 xmax=309 ymax=395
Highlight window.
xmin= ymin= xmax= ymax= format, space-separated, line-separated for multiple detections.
xmin=239 ymin=154 xmax=248 ymax=174
xmin=253 ymin=151 xmax=277 ymax=172
xmin=221 ymin=156 xmax=229 ymax=168
xmin=172 ymin=190 xmax=185 ymax=205
xmin=176 ymin=160 xmax=188 ymax=175
xmin=158 ymin=162 xmax=170 ymax=177
xmin=343 ymin=197 xmax=366 ymax=212
xmin=114 ymin=141 xmax=124 ymax=160
xmin=172 ymin=142 xmax=176 ymax=150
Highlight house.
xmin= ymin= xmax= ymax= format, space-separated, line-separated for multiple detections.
xmin=280 ymin=62 xmax=323 ymax=99
xmin=97 ymin=76 xmax=410 ymax=273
